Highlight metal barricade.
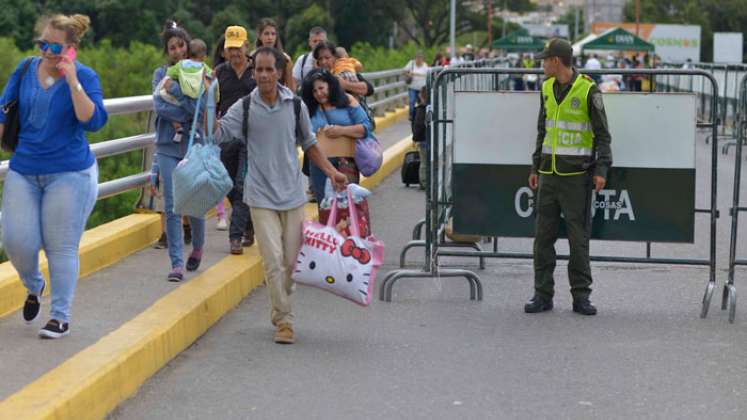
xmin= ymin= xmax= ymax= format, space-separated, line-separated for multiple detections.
xmin=381 ymin=67 xmax=721 ymax=320
xmin=723 ymin=73 xmax=747 ymax=323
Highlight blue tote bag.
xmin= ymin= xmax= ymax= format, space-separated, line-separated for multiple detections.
xmin=172 ymin=79 xmax=233 ymax=218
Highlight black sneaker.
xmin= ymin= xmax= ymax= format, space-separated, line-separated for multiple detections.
xmin=39 ymin=319 xmax=70 ymax=339
xmin=186 ymin=253 xmax=202 ymax=272
xmin=524 ymin=295 xmax=553 ymax=313
xmin=167 ymin=267 xmax=184 ymax=282
xmin=183 ymin=224 xmax=192 ymax=245
xmin=572 ymin=298 xmax=597 ymax=316
xmin=23 ymin=283 xmax=44 ymax=323
xmin=153 ymin=232 xmax=167 ymax=249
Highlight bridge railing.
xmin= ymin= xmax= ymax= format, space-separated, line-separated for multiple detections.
xmin=657 ymin=62 xmax=747 ymax=144
xmin=0 ymin=64 xmax=488 ymax=208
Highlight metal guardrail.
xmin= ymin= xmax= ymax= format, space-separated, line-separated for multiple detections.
xmin=0 ymin=63 xmax=467 ymax=204
xmin=658 ymin=62 xmax=747 ymax=151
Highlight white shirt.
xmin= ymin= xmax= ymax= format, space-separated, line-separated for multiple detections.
xmin=585 ymin=58 xmax=602 ymax=70
xmin=292 ymin=52 xmax=316 ymax=86
xmin=404 ymin=60 xmax=430 ymax=90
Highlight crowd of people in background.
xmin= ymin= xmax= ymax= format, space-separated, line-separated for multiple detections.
xmin=502 ymin=50 xmax=662 ymax=93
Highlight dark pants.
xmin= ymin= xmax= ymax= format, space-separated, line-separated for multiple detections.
xmin=227 ymin=183 xmax=253 ymax=241
xmin=408 ymin=88 xmax=419 ymax=121
xmin=533 ymin=174 xmax=593 ymax=300
xmin=220 ymin=139 xmax=254 ymax=241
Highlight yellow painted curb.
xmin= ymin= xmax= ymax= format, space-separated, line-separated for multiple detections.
xmin=0 ymin=135 xmax=414 ymax=419
xmin=374 ymin=106 xmax=409 ymax=132
xmin=0 ymin=250 xmax=265 ymax=420
xmin=0 ymin=213 xmax=161 ymax=320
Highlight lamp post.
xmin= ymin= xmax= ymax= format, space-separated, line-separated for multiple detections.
xmin=635 ymin=0 xmax=641 ymax=36
xmin=450 ymin=0 xmax=456 ymax=59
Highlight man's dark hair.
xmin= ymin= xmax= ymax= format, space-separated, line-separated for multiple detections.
xmin=309 ymin=26 xmax=326 ymax=37
xmin=252 ymin=46 xmax=286 ymax=72
xmin=560 ymin=54 xmax=572 ymax=67
xmin=313 ymin=41 xmax=337 ymax=60
xmin=301 ymin=68 xmax=350 ymax=117
xmin=160 ymin=19 xmax=191 ymax=57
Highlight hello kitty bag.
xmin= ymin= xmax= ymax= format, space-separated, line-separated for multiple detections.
xmin=292 ymin=186 xmax=384 ymax=306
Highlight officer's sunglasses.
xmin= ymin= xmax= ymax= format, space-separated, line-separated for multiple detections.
xmin=35 ymin=39 xmax=65 ymax=55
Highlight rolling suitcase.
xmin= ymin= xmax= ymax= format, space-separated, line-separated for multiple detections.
xmin=401 ymin=150 xmax=420 ymax=186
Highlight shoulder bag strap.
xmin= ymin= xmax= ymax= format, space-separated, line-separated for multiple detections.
xmin=300 ymin=53 xmax=309 ymax=81
xmin=293 ymin=97 xmax=302 ymax=142
xmin=186 ymin=85 xmax=204 ymax=151
xmin=242 ymin=95 xmax=252 ymax=143
xmin=6 ymin=58 xmax=33 ymax=108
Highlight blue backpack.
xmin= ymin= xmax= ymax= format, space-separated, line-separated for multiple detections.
xmin=172 ymin=79 xmax=233 ymax=217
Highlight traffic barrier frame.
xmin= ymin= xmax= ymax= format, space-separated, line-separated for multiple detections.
xmin=381 ymin=67 xmax=722 ymax=320
xmin=723 ymin=72 xmax=747 ymax=323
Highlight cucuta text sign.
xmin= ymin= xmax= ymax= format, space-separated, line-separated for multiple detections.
xmin=593 ymin=22 xmax=701 ymax=63
xmin=452 ymin=91 xmax=697 ymax=243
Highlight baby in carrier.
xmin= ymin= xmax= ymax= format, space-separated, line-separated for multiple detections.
xmin=332 ymin=47 xmax=363 ymax=82
xmin=159 ymin=39 xmax=214 ymax=142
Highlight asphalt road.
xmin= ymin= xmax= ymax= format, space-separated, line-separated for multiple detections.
xmin=110 ymin=130 xmax=747 ymax=419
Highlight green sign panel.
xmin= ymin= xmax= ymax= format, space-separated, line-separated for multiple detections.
xmin=452 ymin=164 xmax=695 ymax=243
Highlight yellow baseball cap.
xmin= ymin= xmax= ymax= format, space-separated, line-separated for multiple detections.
xmin=224 ymin=26 xmax=248 ymax=49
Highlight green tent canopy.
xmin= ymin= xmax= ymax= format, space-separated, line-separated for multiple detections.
xmin=491 ymin=30 xmax=545 ymax=51
xmin=581 ymin=27 xmax=654 ymax=52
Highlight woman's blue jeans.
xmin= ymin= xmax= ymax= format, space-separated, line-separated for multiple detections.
xmin=156 ymin=154 xmax=205 ymax=269
xmin=1 ymin=163 xmax=98 ymax=323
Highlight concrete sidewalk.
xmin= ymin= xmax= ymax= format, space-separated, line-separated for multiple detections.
xmin=111 ymin=153 xmax=747 ymax=420
xmin=0 ymin=119 xmax=413 ymax=404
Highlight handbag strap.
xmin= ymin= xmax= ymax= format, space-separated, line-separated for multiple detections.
xmin=206 ymin=78 xmax=218 ymax=145
xmin=4 ymin=58 xmax=32 ymax=108
xmin=345 ymin=185 xmax=363 ymax=238
xmin=326 ymin=191 xmax=340 ymax=229
xmin=325 ymin=185 xmax=361 ymax=238
xmin=186 ymin=85 xmax=204 ymax=151
xmin=186 ymin=78 xmax=219 ymax=151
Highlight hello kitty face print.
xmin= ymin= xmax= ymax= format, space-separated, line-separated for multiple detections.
xmin=293 ymin=224 xmax=377 ymax=306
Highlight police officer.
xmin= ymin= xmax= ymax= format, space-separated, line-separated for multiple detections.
xmin=525 ymin=38 xmax=612 ymax=316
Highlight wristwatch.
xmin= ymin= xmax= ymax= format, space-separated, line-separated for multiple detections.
xmin=74 ymin=82 xmax=83 ymax=93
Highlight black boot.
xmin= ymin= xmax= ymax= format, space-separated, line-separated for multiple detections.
xmin=572 ymin=298 xmax=597 ymax=316
xmin=524 ymin=295 xmax=553 ymax=313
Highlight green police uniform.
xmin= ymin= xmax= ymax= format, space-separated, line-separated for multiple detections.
xmin=531 ymin=71 xmax=613 ymax=301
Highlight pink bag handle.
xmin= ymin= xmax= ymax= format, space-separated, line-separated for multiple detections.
xmin=326 ymin=193 xmax=340 ymax=228
xmin=346 ymin=185 xmax=363 ymax=238
xmin=325 ymin=185 xmax=363 ymax=238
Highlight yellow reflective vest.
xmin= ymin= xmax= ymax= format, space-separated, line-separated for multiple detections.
xmin=539 ymin=76 xmax=594 ymax=176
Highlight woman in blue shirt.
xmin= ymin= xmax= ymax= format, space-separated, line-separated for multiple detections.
xmin=151 ymin=21 xmax=206 ymax=282
xmin=301 ymin=69 xmax=373 ymax=202
xmin=0 ymin=14 xmax=108 ymax=339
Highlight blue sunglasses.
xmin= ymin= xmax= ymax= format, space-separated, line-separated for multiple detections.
xmin=35 ymin=39 xmax=65 ymax=55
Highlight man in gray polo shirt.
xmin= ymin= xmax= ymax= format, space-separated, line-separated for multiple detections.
xmin=216 ymin=47 xmax=347 ymax=344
